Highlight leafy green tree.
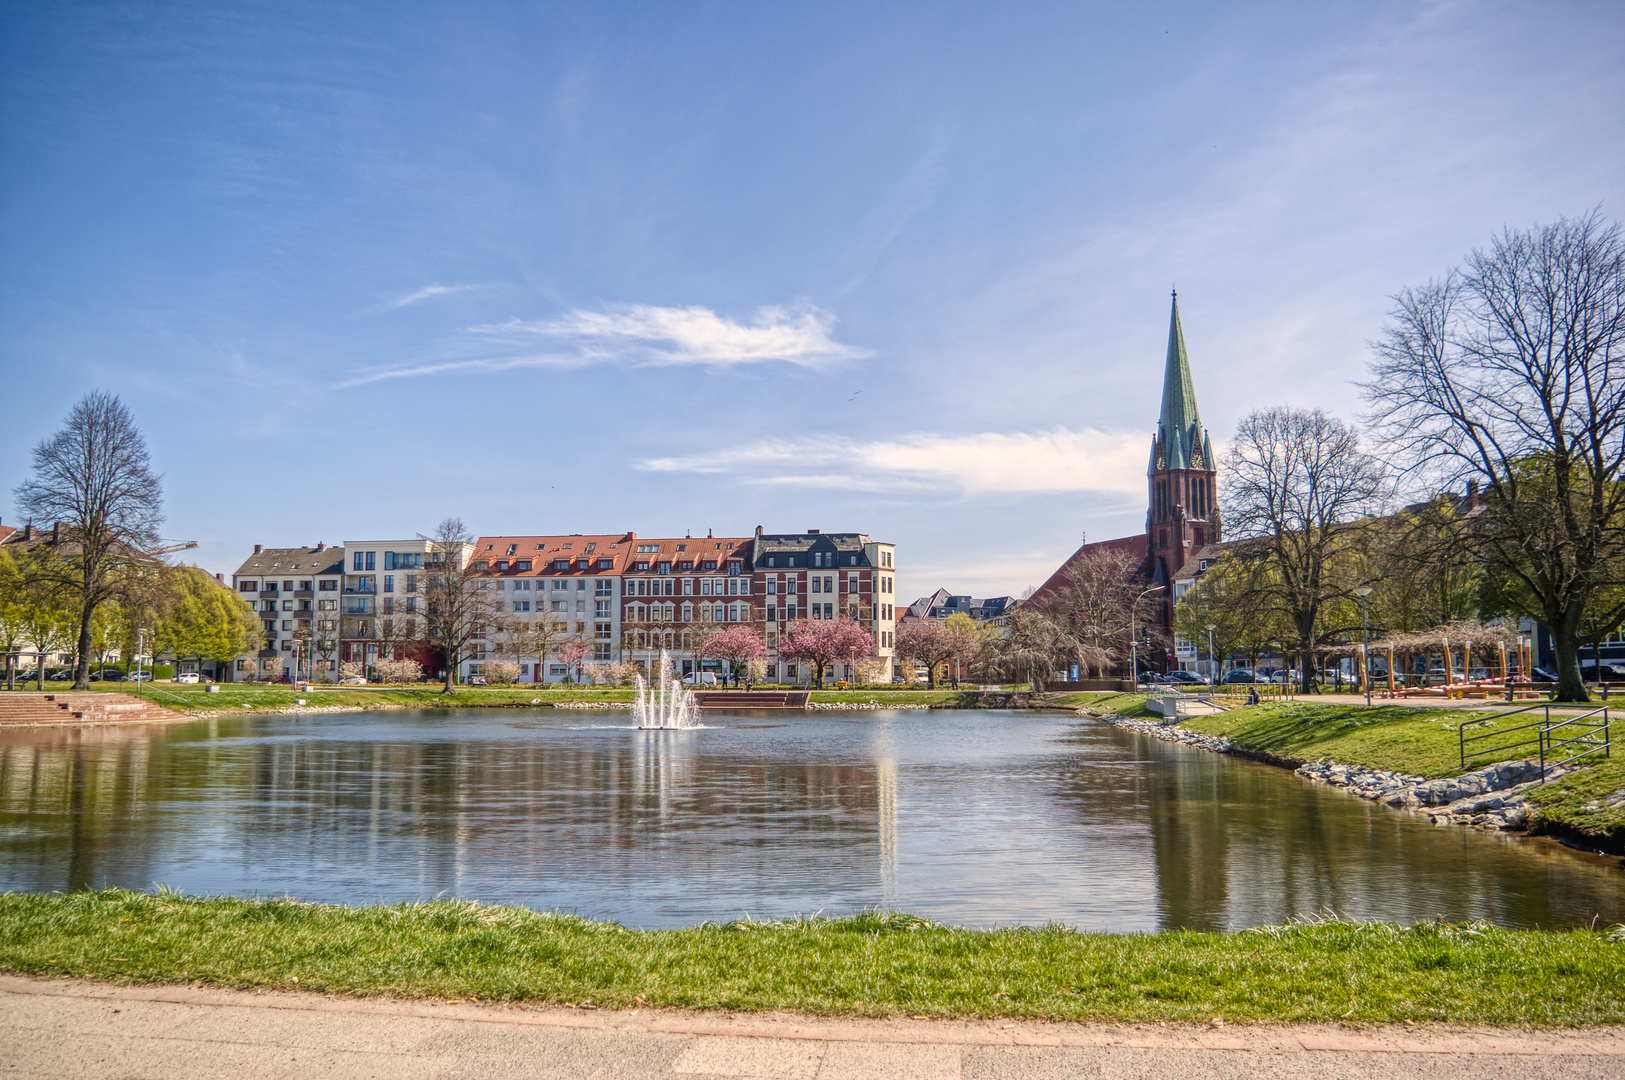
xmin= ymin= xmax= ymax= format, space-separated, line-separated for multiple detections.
xmin=154 ymin=567 xmax=264 ymax=673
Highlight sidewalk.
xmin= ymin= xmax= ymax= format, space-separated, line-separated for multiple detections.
xmin=5 ymin=975 xmax=1621 ymax=1079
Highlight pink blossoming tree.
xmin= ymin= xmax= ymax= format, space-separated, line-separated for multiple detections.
xmin=780 ymin=616 xmax=874 ymax=687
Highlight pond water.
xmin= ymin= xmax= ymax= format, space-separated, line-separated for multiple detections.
xmin=0 ymin=709 xmax=1619 ymax=931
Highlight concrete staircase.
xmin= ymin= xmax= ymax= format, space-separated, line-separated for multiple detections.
xmin=0 ymin=692 xmax=190 ymax=727
xmin=690 ymin=690 xmax=812 ymax=709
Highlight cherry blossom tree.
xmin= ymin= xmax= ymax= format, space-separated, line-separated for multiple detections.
xmin=894 ymin=618 xmax=979 ymax=688
xmin=553 ymin=639 xmax=590 ymax=684
xmin=696 ymin=624 xmax=767 ymax=686
xmin=780 ymin=616 xmax=873 ymax=687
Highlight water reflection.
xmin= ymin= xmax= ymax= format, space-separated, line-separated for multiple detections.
xmin=0 ymin=711 xmax=1618 ymax=930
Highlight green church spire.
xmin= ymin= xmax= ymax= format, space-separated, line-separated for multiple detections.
xmin=1155 ymin=290 xmax=1204 ymax=472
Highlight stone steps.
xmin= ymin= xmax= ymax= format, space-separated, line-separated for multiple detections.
xmin=0 ymin=693 xmax=190 ymax=727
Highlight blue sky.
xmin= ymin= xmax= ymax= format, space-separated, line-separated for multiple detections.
xmin=3 ymin=1 xmax=1622 ymax=601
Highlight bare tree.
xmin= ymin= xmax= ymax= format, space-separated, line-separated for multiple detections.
xmin=419 ymin=517 xmax=498 ymax=693
xmin=13 ymin=392 xmax=164 ymax=689
xmin=1366 ymin=212 xmax=1625 ymax=702
xmin=1034 ymin=546 xmax=1161 ymax=678
xmin=1223 ymin=407 xmax=1387 ymax=693
xmin=993 ymin=607 xmax=1066 ymax=690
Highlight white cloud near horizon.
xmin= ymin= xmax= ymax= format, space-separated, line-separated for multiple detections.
xmin=389 ymin=283 xmax=478 ymax=308
xmin=638 ymin=427 xmax=1148 ymax=497
xmin=476 ymin=302 xmax=869 ymax=368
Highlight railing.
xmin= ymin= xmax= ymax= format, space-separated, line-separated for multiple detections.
xmin=1543 ymin=710 xmax=1611 ymax=773
xmin=1459 ymin=704 xmax=1611 ymax=778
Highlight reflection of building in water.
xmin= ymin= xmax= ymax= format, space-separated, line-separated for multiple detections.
xmin=1143 ymin=757 xmax=1231 ymax=932
xmin=875 ymin=756 xmax=896 ymax=903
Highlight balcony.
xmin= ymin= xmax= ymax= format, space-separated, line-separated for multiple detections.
xmin=343 ymin=586 xmax=376 ymax=595
xmin=292 ymin=590 xmax=313 ymax=599
xmin=258 ymin=589 xmax=279 ymax=599
xmin=341 ymin=600 xmax=375 ymax=616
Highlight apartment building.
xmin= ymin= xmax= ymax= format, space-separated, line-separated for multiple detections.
xmin=338 ymin=538 xmax=453 ymax=675
xmin=752 ymin=528 xmax=898 ymax=684
xmin=464 ymin=533 xmax=634 ymax=683
xmin=229 ymin=543 xmax=344 ymax=680
xmin=620 ymin=533 xmax=755 ymax=676
xmin=229 ymin=524 xmax=897 ymax=685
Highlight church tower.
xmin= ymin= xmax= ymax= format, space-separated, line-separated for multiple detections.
xmin=1146 ymin=292 xmax=1219 ymax=588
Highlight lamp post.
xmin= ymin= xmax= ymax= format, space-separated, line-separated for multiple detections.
xmin=1353 ymin=587 xmax=1373 ymax=705
xmin=1206 ymin=623 xmax=1217 ymax=685
xmin=135 ymin=627 xmax=148 ymax=687
xmin=1129 ymin=584 xmax=1165 ymax=684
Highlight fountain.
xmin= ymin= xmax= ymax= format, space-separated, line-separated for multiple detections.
xmin=633 ymin=649 xmax=701 ymax=730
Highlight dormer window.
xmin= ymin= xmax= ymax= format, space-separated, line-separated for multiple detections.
xmin=515 ymin=560 xmax=531 ymax=571
xmin=658 ymin=562 xmax=671 ymax=575
xmin=554 ymin=560 xmax=570 ymax=570
xmin=496 ymin=560 xmax=509 ymax=571
xmin=597 ymin=559 xmax=612 ymax=570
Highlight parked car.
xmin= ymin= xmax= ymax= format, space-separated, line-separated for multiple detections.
xmin=47 ymin=669 xmax=74 ymax=681
xmin=128 ymin=671 xmax=153 ymax=682
xmin=1165 ymin=670 xmax=1209 ymax=686
xmin=338 ymin=675 xmax=367 ymax=685
xmin=91 ymin=668 xmax=125 ymax=681
xmin=1268 ymin=670 xmax=1292 ymax=684
xmin=681 ymin=672 xmax=719 ymax=686
xmin=1580 ymin=663 xmax=1625 ymax=682
xmin=173 ymin=672 xmax=200 ymax=684
xmin=1221 ymin=669 xmax=1263 ymax=684
xmin=1138 ymin=671 xmax=1170 ymax=685
xmin=1528 ymin=667 xmax=1559 ymax=683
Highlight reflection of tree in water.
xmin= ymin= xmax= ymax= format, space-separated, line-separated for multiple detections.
xmin=0 ymin=722 xmax=240 ymax=893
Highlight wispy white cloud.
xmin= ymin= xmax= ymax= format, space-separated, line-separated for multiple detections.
xmin=344 ymin=301 xmax=869 ymax=387
xmin=389 ymin=283 xmax=478 ymax=308
xmin=638 ymin=427 xmax=1148 ymax=496
xmin=338 ymin=353 xmax=589 ymax=388
xmin=476 ymin=302 xmax=870 ymax=368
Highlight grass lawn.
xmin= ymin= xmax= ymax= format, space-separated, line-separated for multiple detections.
xmin=3 ymin=890 xmax=1622 ymax=1025
xmin=1522 ymin=756 xmax=1625 ymax=839
xmin=1174 ymin=702 xmax=1521 ymax=778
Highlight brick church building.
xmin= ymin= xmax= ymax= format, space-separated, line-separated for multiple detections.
xmin=1027 ymin=292 xmax=1219 ymax=669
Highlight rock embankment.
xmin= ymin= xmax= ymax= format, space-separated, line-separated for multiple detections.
xmin=1097 ymin=714 xmax=1233 ymax=754
xmin=1092 ymin=710 xmax=1567 ymax=835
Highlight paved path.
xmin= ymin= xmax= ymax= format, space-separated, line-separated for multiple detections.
xmin=4 ymin=977 xmax=1622 ymax=1079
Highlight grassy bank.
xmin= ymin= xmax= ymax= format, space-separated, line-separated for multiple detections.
xmin=1176 ymin=702 xmax=1514 ymax=778
xmin=1163 ymin=701 xmax=1625 ymax=844
xmin=3 ymin=890 xmax=1622 ymax=1025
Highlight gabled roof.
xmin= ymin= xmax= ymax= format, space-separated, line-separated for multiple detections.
xmin=1025 ymin=533 xmax=1152 ymax=608
xmin=233 ymin=547 xmax=345 ymax=578
xmin=624 ymin=536 xmax=752 ymax=567
xmin=472 ymin=533 xmax=637 ymax=575
xmin=751 ymin=531 xmax=879 ymax=568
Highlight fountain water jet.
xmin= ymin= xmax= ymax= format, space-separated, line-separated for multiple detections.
xmin=633 ymin=649 xmax=700 ymax=729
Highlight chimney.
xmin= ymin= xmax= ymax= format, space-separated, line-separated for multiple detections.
xmin=22 ymin=523 xmax=32 ymax=541
xmin=1466 ymin=480 xmax=1480 ymax=510
xmin=52 ymin=522 xmax=61 ymax=543
xmin=254 ymin=544 xmax=263 ymax=554
xmin=807 ymin=528 xmax=820 ymax=535
xmin=215 ymin=573 xmax=224 ymax=583
xmin=316 ymin=542 xmax=325 ymax=551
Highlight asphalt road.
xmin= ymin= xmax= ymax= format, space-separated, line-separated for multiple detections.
xmin=3 ymin=976 xmax=1621 ymax=1079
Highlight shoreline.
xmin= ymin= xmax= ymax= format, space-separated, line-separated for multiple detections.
xmin=1093 ymin=711 xmax=1624 ymax=856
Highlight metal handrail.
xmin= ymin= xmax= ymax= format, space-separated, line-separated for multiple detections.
xmin=1460 ymin=707 xmax=1552 ymax=769
xmin=1541 ymin=709 xmax=1610 ymax=775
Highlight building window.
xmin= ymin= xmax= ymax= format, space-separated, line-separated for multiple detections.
xmin=239 ymin=580 xmax=257 ymax=592
xmin=514 ymin=601 xmax=530 ymax=612
xmin=728 ymin=561 xmax=740 ymax=575
xmin=319 ymin=579 xmax=337 ymax=591
xmin=552 ymin=600 xmax=567 ymax=612
xmin=637 ymin=544 xmax=659 ymax=553
xmin=596 ymin=579 xmax=612 ymax=596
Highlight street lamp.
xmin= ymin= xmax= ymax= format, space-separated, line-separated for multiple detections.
xmin=135 ymin=628 xmax=148 ymax=688
xmin=1206 ymin=623 xmax=1217 ymax=685
xmin=1352 ymin=587 xmax=1373 ymax=705
xmin=1129 ymin=584 xmax=1165 ymax=684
